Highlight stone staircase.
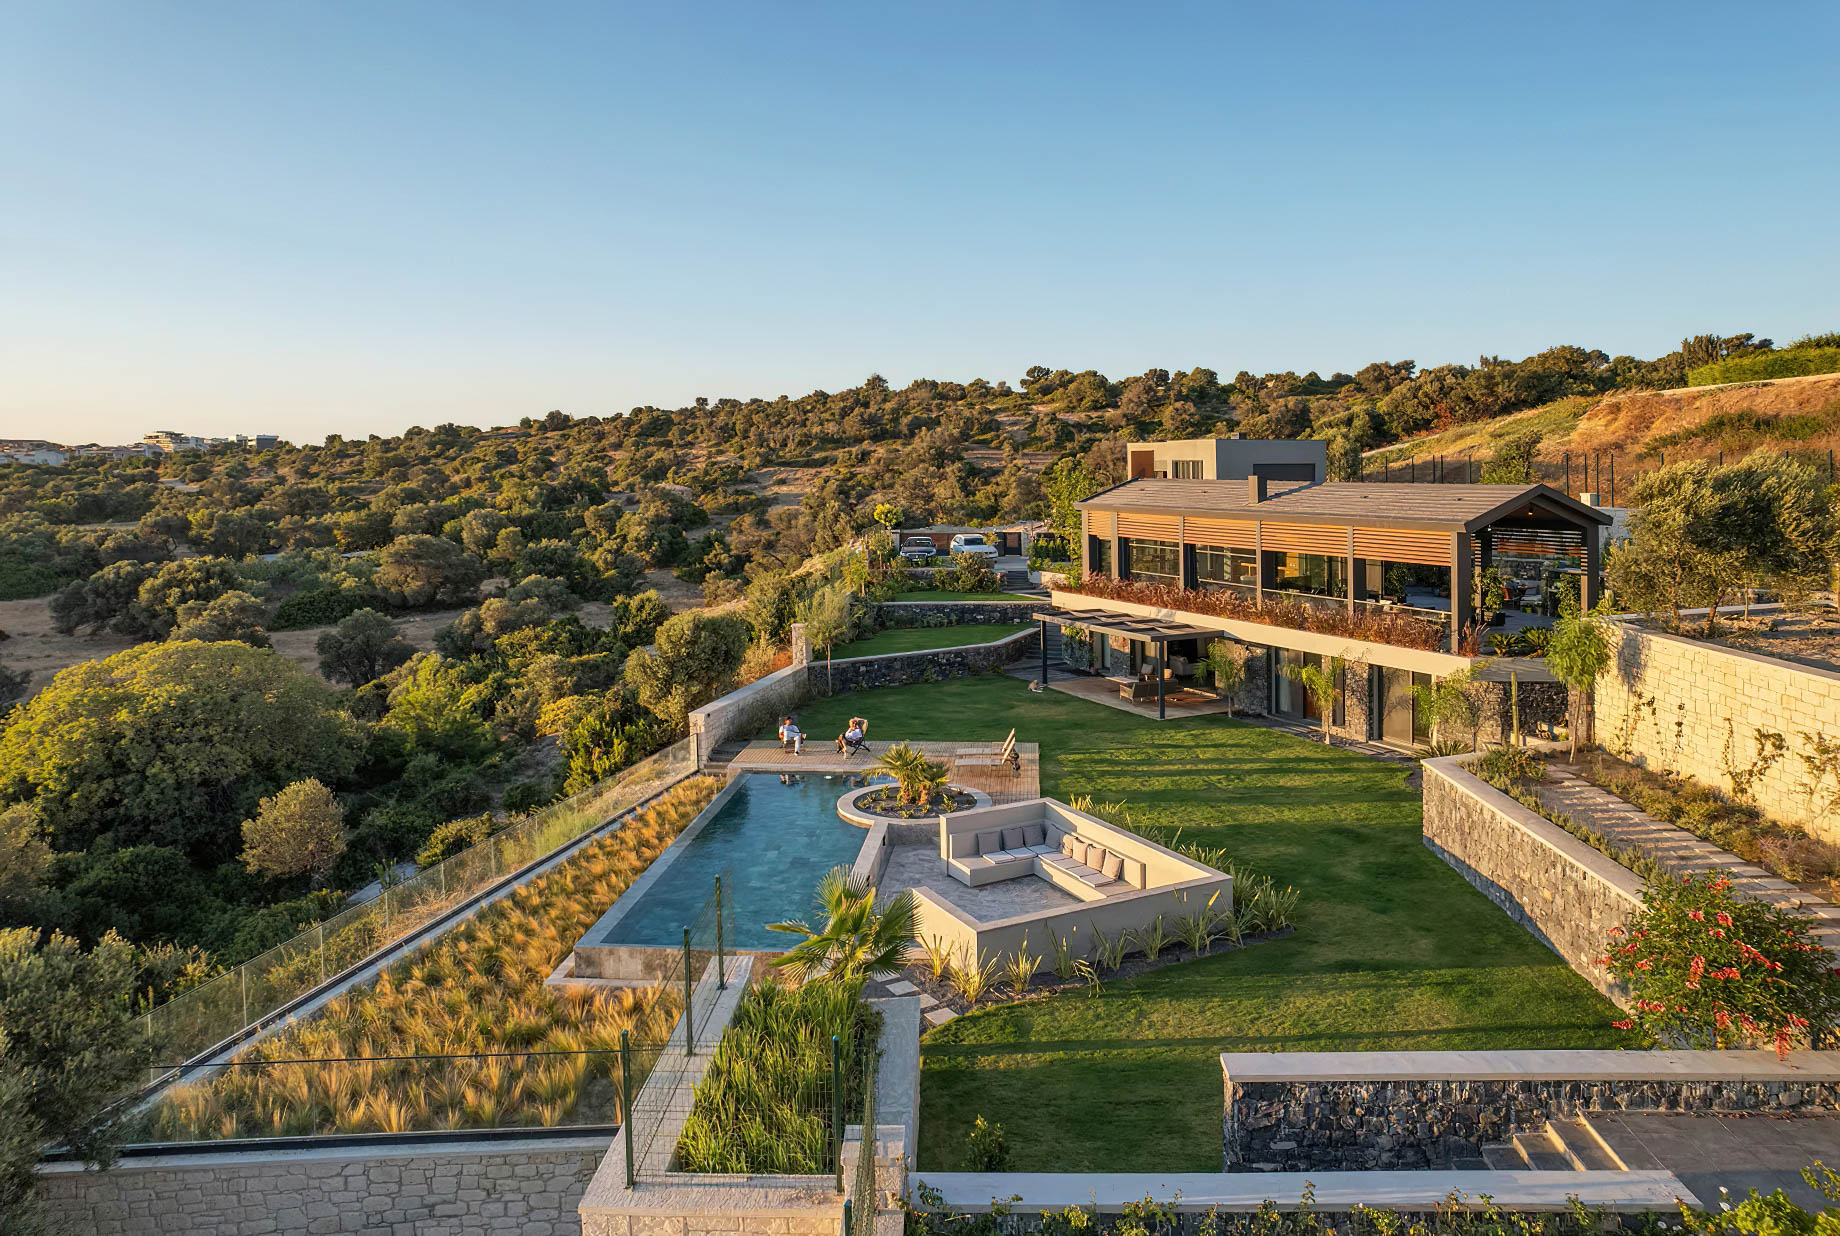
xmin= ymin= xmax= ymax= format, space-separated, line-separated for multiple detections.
xmin=998 ymin=569 xmax=1042 ymax=593
xmin=1482 ymin=1116 xmax=1626 ymax=1172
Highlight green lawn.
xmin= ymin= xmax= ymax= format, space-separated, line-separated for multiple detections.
xmin=834 ymin=622 xmax=1031 ymax=657
xmin=891 ymin=590 xmax=1019 ymax=601
xmin=790 ymin=677 xmax=1622 ymax=1173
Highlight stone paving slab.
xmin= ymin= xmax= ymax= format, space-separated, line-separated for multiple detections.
xmin=924 ymin=1008 xmax=958 ymax=1026
xmin=1536 ymin=768 xmax=1840 ymax=952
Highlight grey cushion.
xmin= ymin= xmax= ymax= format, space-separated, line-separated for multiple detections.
xmin=1022 ymin=822 xmax=1046 ymax=848
xmin=948 ymin=833 xmax=975 ymax=859
xmin=1083 ymin=845 xmax=1106 ymax=870
xmin=1075 ymin=867 xmax=1109 ymax=886
xmin=1001 ymin=826 xmax=1027 ymax=851
xmin=976 ymin=829 xmax=1002 ymax=855
xmin=1102 ymin=851 xmax=1125 ymax=881
xmin=1025 ymin=843 xmax=1056 ymax=855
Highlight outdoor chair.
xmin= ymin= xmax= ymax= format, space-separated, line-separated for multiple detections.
xmin=838 ymin=718 xmax=870 ymax=757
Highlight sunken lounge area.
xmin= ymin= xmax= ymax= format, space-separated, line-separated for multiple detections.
xmin=872 ymin=797 xmax=1232 ymax=969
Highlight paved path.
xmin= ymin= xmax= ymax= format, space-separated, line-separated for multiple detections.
xmin=717 ymin=738 xmax=1042 ymax=804
xmin=1536 ymin=767 xmax=1840 ymax=952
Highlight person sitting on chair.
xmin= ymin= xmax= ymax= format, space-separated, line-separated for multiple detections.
xmin=778 ymin=715 xmax=804 ymax=755
xmin=836 ymin=717 xmax=866 ymax=755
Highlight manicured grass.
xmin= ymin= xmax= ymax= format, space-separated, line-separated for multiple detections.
xmin=892 ymin=590 xmax=1019 ymax=601
xmin=791 ymin=677 xmax=1622 ymax=1173
xmin=834 ymin=622 xmax=1031 ymax=657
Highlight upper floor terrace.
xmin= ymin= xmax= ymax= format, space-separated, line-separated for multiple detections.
xmin=1069 ymin=474 xmax=1611 ymax=658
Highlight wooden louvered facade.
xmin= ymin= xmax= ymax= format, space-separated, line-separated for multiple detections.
xmin=1352 ymin=527 xmax=1450 ymax=567
xmin=1114 ymin=513 xmax=1179 ymax=541
xmin=1180 ymin=516 xmax=1256 ymax=550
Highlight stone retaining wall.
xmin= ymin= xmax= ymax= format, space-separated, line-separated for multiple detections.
xmin=1222 ymin=1051 xmax=1840 ymax=1172
xmin=686 ymin=662 xmax=810 ymax=767
xmin=1421 ymin=754 xmax=1641 ymax=1001
xmin=1595 ymin=619 xmax=1840 ymax=839
xmin=872 ymin=599 xmax=1042 ymax=628
xmin=38 ymin=1137 xmax=608 ymax=1236
xmin=811 ymin=629 xmax=1037 ymax=695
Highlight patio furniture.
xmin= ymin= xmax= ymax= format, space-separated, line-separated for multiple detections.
xmin=941 ymin=813 xmax=1142 ymax=899
xmin=957 ymin=729 xmax=1021 ymax=777
xmin=837 ymin=718 xmax=869 ymax=757
xmin=1123 ymin=678 xmax=1158 ymax=704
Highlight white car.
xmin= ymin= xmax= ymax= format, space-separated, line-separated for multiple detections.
xmin=948 ymin=533 xmax=999 ymax=560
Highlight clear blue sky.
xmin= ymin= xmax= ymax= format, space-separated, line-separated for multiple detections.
xmin=3 ymin=2 xmax=1836 ymax=444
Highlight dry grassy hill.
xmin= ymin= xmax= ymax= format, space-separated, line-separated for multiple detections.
xmin=1365 ymin=373 xmax=1840 ymax=490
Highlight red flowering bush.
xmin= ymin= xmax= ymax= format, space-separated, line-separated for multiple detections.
xmin=1599 ymin=871 xmax=1840 ymax=1054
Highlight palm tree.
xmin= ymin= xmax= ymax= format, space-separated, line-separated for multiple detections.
xmin=1282 ymin=656 xmax=1346 ymax=744
xmin=767 ymin=866 xmax=918 ymax=984
xmin=873 ymin=743 xmax=948 ymax=806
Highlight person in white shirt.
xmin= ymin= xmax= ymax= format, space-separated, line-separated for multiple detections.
xmin=778 ymin=716 xmax=805 ymax=755
xmin=836 ymin=718 xmax=866 ymax=753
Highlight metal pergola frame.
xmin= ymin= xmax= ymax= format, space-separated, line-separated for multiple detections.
xmin=1031 ymin=607 xmax=1223 ymax=720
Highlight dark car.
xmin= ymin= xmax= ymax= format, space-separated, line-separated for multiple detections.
xmin=899 ymin=539 xmax=939 ymax=562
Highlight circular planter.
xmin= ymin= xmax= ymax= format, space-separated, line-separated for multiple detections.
xmin=836 ymin=783 xmax=990 ymax=827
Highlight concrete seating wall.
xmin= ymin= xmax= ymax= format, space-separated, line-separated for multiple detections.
xmin=914 ymin=798 xmax=1232 ymax=968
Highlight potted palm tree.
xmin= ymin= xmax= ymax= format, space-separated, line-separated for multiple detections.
xmin=767 ymin=866 xmax=919 ymax=983
xmin=874 ymin=742 xmax=949 ymax=807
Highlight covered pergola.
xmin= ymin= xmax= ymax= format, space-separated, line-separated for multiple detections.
xmin=1031 ymin=607 xmax=1223 ymax=720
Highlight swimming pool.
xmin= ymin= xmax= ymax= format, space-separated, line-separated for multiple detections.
xmin=592 ymin=773 xmax=876 ymax=950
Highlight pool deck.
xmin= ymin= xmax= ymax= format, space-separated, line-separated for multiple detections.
xmin=719 ymin=738 xmax=1042 ymax=805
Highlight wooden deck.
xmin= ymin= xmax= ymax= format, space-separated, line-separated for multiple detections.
xmin=719 ymin=738 xmax=1041 ymax=805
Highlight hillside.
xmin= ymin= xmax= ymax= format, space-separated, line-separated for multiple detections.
xmin=1364 ymin=372 xmax=1840 ymax=491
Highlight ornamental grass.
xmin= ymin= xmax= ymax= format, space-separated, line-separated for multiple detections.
xmin=673 ymin=976 xmax=880 ymax=1174
xmin=1058 ymin=574 xmax=1447 ymax=652
xmin=148 ymin=775 xmax=722 ymax=1140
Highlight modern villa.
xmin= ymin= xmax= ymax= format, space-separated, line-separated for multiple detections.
xmin=1035 ymin=437 xmax=1614 ymax=744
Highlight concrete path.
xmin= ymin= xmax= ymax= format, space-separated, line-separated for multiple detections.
xmin=1536 ymin=766 xmax=1840 ymax=952
xmin=1589 ymin=1111 xmax=1840 ymax=1211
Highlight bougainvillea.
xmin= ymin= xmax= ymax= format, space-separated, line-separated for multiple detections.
xmin=1599 ymin=871 xmax=1840 ymax=1054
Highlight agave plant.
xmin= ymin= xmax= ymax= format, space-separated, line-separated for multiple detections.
xmin=1002 ymin=945 xmax=1041 ymax=997
xmin=874 ymin=743 xmax=949 ymax=806
xmin=767 ymin=865 xmax=918 ymax=984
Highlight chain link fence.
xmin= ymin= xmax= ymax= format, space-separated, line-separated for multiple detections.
xmin=143 ymin=739 xmax=695 ymax=1083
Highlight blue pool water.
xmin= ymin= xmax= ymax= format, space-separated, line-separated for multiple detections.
xmin=598 ymin=774 xmax=875 ymax=950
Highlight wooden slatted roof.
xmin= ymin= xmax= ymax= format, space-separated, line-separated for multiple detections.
xmin=1030 ymin=607 xmax=1222 ymax=643
xmin=1077 ymin=478 xmax=1611 ymax=533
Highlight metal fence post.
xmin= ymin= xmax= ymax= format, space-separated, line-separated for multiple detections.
xmin=318 ymin=923 xmax=327 ymax=986
xmin=715 ymin=876 xmax=725 ymax=990
xmin=682 ymin=928 xmax=694 ymax=1058
xmin=240 ymin=965 xmax=249 ymax=1028
xmin=620 ymin=1030 xmax=635 ymax=1188
xmin=831 ymin=1034 xmax=844 ymax=1193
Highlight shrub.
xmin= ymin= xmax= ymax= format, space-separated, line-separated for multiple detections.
xmin=1599 ymin=871 xmax=1840 ymax=1054
xmin=1688 ymin=347 xmax=1840 ymax=386
xmin=1061 ymin=574 xmax=1445 ymax=652
xmin=272 ymin=586 xmax=383 ymax=630
xmin=240 ymin=779 xmax=346 ymax=881
xmin=962 ymin=1115 xmax=1011 ymax=1171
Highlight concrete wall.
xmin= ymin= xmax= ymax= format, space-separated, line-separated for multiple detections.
xmin=1421 ymin=754 xmax=1641 ymax=1002
xmin=810 ymin=628 xmax=1037 ymax=696
xmin=1222 ymin=1049 xmax=1840 ymax=1172
xmin=686 ymin=662 xmax=810 ymax=767
xmin=38 ymin=1136 xmax=609 ymax=1236
xmin=915 ymin=800 xmax=1233 ymax=968
xmin=1595 ymin=620 xmax=1840 ymax=839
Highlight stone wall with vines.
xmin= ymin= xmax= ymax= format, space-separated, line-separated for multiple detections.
xmin=1595 ymin=622 xmax=1840 ymax=841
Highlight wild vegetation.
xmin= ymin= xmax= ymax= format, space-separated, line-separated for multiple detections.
xmin=145 ymin=775 xmax=719 ymax=1140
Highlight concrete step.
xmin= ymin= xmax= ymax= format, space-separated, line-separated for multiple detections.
xmin=1511 ymin=1128 xmax=1573 ymax=1171
xmin=1480 ymin=1143 xmax=1525 ymax=1171
xmin=1551 ymin=1116 xmax=1625 ymax=1171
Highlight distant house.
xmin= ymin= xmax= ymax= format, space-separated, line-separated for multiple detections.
xmin=0 ymin=444 xmax=68 ymax=466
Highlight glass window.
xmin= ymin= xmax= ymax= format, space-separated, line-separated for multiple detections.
xmin=1270 ymin=552 xmax=1347 ymax=597
xmin=1125 ymin=538 xmax=1180 ymax=584
xmin=1088 ymin=535 xmax=1112 ymax=577
xmin=1195 ymin=545 xmax=1256 ymax=589
xmin=1172 ymin=459 xmax=1204 ymax=479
